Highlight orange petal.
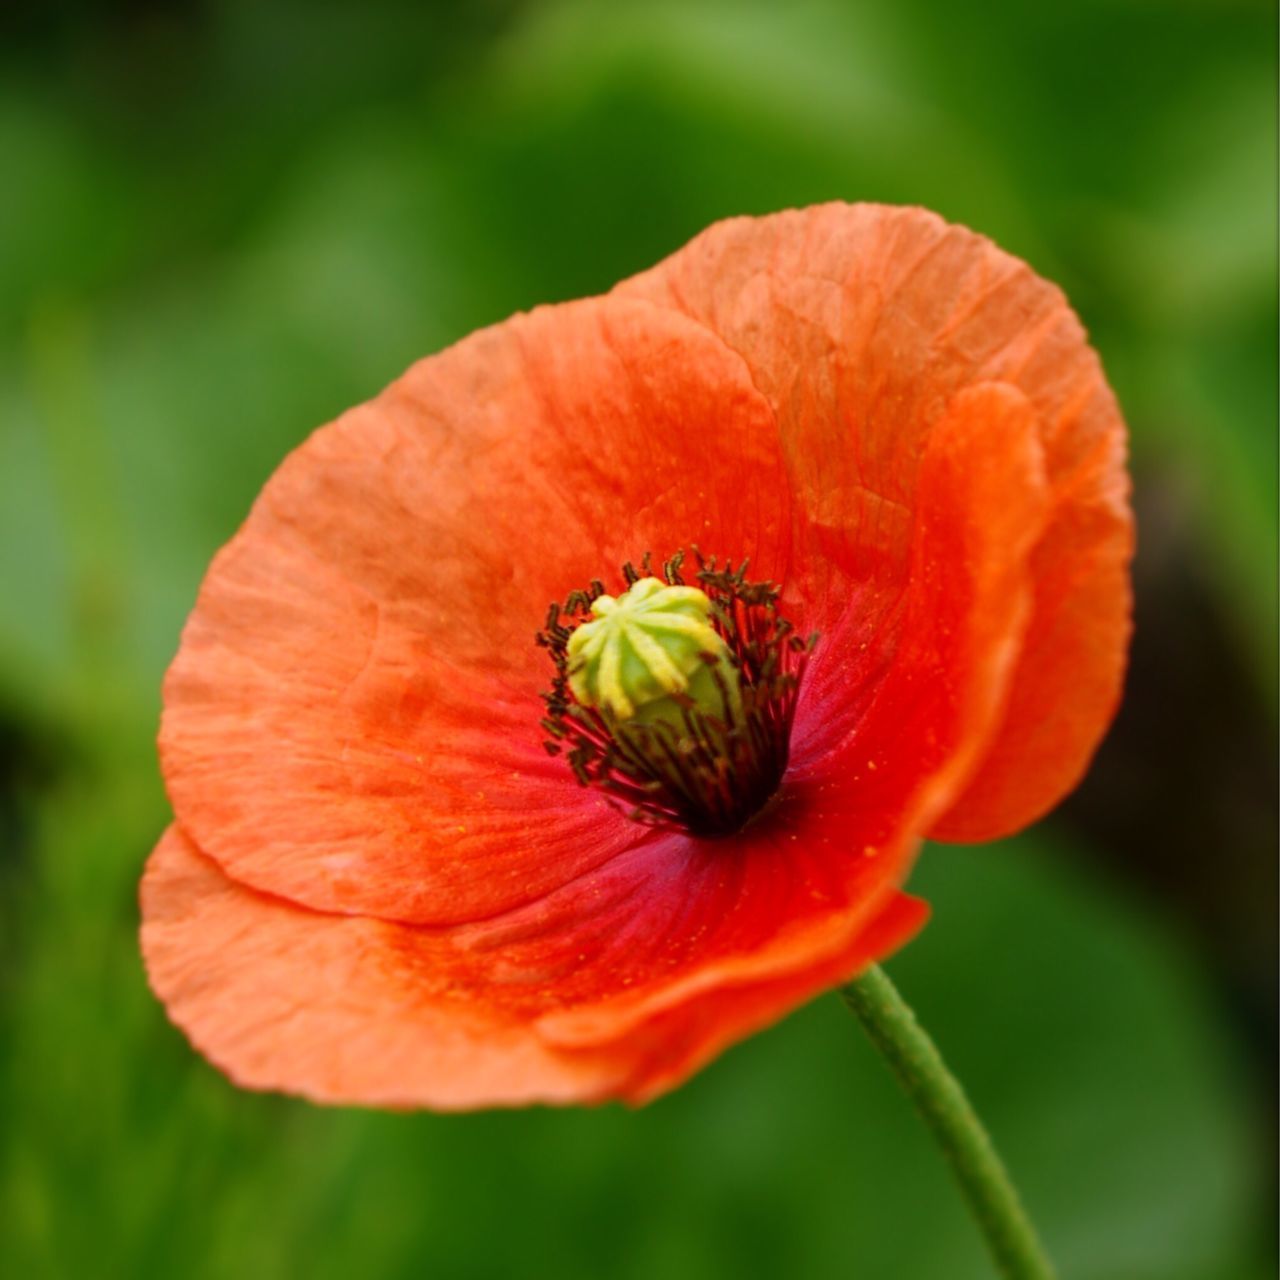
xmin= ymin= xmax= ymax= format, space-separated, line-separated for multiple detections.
xmin=616 ymin=202 xmax=1133 ymax=840
xmin=141 ymin=826 xmax=622 ymax=1108
xmin=529 ymin=379 xmax=1051 ymax=1059
xmin=141 ymin=825 xmax=927 ymax=1108
xmin=161 ymin=296 xmax=794 ymax=924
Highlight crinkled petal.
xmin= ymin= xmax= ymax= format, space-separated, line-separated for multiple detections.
xmin=615 ymin=202 xmax=1133 ymax=840
xmin=527 ymin=379 xmax=1052 ymax=1056
xmin=161 ymin=297 xmax=793 ymax=924
xmin=141 ymin=825 xmax=927 ymax=1108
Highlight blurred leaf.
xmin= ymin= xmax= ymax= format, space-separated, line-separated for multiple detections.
xmin=0 ymin=2 xmax=1271 ymax=1277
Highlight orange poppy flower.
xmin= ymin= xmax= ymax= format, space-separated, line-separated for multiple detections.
xmin=141 ymin=203 xmax=1132 ymax=1108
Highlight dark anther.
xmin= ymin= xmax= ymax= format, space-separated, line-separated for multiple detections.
xmin=535 ymin=548 xmax=817 ymax=837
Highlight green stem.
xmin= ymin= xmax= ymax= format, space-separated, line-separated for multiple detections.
xmin=840 ymin=965 xmax=1056 ymax=1280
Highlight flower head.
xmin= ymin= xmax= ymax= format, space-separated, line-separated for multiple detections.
xmin=141 ymin=203 xmax=1133 ymax=1108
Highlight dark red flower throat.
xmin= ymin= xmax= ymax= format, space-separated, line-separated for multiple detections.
xmin=538 ymin=550 xmax=816 ymax=837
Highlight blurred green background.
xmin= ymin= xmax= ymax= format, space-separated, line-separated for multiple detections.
xmin=1 ymin=1 xmax=1275 ymax=1277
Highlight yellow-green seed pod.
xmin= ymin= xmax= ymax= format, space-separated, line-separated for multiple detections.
xmin=566 ymin=577 xmax=741 ymax=731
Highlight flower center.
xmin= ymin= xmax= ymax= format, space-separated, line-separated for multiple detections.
xmin=537 ymin=550 xmax=816 ymax=836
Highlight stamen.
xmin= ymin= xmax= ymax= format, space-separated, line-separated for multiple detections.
xmin=537 ymin=549 xmax=817 ymax=836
